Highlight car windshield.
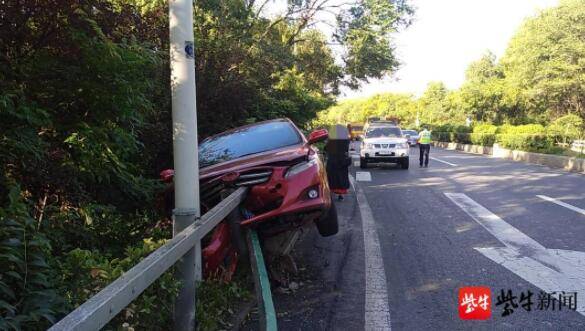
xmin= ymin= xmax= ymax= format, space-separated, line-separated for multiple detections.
xmin=199 ymin=121 xmax=301 ymax=167
xmin=402 ymin=130 xmax=418 ymax=136
xmin=365 ymin=127 xmax=402 ymax=138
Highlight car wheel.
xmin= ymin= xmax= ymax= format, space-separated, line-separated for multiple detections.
xmin=401 ymin=157 xmax=409 ymax=169
xmin=316 ymin=202 xmax=339 ymax=237
xmin=360 ymin=158 xmax=368 ymax=169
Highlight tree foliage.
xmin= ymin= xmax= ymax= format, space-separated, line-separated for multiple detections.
xmin=316 ymin=0 xmax=585 ymax=135
xmin=501 ymin=0 xmax=585 ymax=120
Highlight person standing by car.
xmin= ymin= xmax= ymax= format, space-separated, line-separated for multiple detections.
xmin=326 ymin=124 xmax=351 ymax=200
xmin=418 ymin=127 xmax=431 ymax=167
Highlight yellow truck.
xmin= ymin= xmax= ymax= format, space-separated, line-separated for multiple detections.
xmin=349 ymin=122 xmax=364 ymax=140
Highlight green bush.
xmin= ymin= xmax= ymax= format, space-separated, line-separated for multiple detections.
xmin=196 ymin=277 xmax=252 ymax=331
xmin=496 ymin=134 xmax=550 ymax=151
xmin=431 ymin=124 xmax=471 ymax=143
xmin=433 ymin=121 xmax=583 ymax=152
xmin=498 ymin=123 xmax=545 ymax=135
xmin=495 ymin=124 xmax=549 ymax=151
xmin=58 ymin=240 xmax=181 ymax=330
xmin=0 ymin=186 xmax=65 ymax=330
xmin=470 ymin=123 xmax=498 ymax=146
xmin=431 ymin=131 xmax=452 ymax=142
xmin=547 ymin=114 xmax=584 ymax=144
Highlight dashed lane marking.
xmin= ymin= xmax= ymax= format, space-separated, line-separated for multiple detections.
xmin=350 ymin=175 xmax=391 ymax=330
xmin=429 ymin=156 xmax=457 ymax=166
xmin=537 ymin=195 xmax=585 ymax=216
xmin=356 ymin=171 xmax=372 ymax=182
xmin=445 ymin=193 xmax=585 ymax=317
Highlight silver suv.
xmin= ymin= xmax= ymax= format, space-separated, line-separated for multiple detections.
xmin=359 ymin=124 xmax=409 ymax=169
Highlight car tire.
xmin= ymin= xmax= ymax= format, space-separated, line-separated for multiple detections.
xmin=401 ymin=157 xmax=409 ymax=169
xmin=360 ymin=158 xmax=368 ymax=169
xmin=316 ymin=202 xmax=339 ymax=237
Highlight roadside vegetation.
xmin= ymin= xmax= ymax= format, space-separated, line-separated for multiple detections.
xmin=0 ymin=0 xmax=412 ymax=329
xmin=431 ymin=118 xmax=584 ymax=157
xmin=314 ymin=0 xmax=585 ymax=156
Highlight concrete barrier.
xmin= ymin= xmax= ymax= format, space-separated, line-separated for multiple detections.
xmin=432 ymin=141 xmax=585 ymax=174
xmin=572 ymin=140 xmax=585 ymax=154
xmin=492 ymin=144 xmax=585 ymax=173
xmin=432 ymin=141 xmax=493 ymax=155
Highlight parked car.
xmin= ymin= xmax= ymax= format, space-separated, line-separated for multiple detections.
xmin=360 ymin=124 xmax=410 ymax=169
xmin=402 ymin=130 xmax=420 ymax=146
xmin=160 ymin=119 xmax=338 ymax=278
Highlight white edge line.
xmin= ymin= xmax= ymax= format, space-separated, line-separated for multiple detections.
xmin=537 ymin=195 xmax=585 ymax=216
xmin=349 ymin=175 xmax=392 ymax=330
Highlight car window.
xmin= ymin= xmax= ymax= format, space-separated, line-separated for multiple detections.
xmin=403 ymin=130 xmax=418 ymax=135
xmin=199 ymin=121 xmax=301 ymax=167
xmin=365 ymin=127 xmax=402 ymax=138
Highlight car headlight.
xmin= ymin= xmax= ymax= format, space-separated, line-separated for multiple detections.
xmin=396 ymin=143 xmax=408 ymax=149
xmin=285 ymin=154 xmax=318 ymax=179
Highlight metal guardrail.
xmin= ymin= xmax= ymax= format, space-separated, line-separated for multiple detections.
xmin=49 ymin=187 xmax=248 ymax=331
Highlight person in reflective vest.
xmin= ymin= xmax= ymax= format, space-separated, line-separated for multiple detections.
xmin=418 ymin=128 xmax=431 ymax=167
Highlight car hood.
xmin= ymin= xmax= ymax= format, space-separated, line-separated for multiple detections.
xmin=200 ymin=144 xmax=309 ymax=180
xmin=363 ymin=137 xmax=407 ymax=144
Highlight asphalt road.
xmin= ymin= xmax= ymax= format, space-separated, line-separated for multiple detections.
xmin=352 ymin=145 xmax=585 ymax=330
xmin=253 ymin=143 xmax=585 ymax=330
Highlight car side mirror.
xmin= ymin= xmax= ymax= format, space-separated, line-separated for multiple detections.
xmin=308 ymin=129 xmax=328 ymax=144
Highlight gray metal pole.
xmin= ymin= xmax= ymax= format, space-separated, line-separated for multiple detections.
xmin=169 ymin=0 xmax=200 ymax=329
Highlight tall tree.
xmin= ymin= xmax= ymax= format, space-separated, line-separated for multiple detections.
xmin=419 ymin=81 xmax=449 ymax=124
xmin=458 ymin=52 xmax=510 ymax=123
xmin=501 ymin=0 xmax=585 ymax=120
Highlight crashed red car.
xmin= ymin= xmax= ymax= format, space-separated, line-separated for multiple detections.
xmin=161 ymin=118 xmax=338 ymax=277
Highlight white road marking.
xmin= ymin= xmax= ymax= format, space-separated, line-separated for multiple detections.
xmin=537 ymin=195 xmax=585 ymax=216
xmin=429 ymin=157 xmax=457 ymax=166
xmin=351 ymin=154 xmax=361 ymax=159
xmin=445 ymin=193 xmax=585 ymax=316
xmin=350 ymin=175 xmax=391 ymax=330
xmin=354 ymin=161 xmax=360 ymax=167
xmin=356 ymin=171 xmax=372 ymax=182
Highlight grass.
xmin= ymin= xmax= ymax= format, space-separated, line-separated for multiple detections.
xmin=195 ymin=266 xmax=253 ymax=331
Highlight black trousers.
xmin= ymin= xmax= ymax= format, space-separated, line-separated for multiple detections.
xmin=419 ymin=144 xmax=430 ymax=166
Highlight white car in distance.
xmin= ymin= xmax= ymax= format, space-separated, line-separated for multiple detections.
xmin=360 ymin=125 xmax=409 ymax=169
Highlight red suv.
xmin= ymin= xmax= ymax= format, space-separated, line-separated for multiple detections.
xmin=161 ymin=119 xmax=338 ymax=277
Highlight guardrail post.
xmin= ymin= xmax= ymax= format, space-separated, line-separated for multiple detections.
xmin=169 ymin=0 xmax=199 ymax=328
xmin=173 ymin=209 xmax=199 ymax=330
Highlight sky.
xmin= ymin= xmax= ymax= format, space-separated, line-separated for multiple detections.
xmin=340 ymin=0 xmax=559 ymax=99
